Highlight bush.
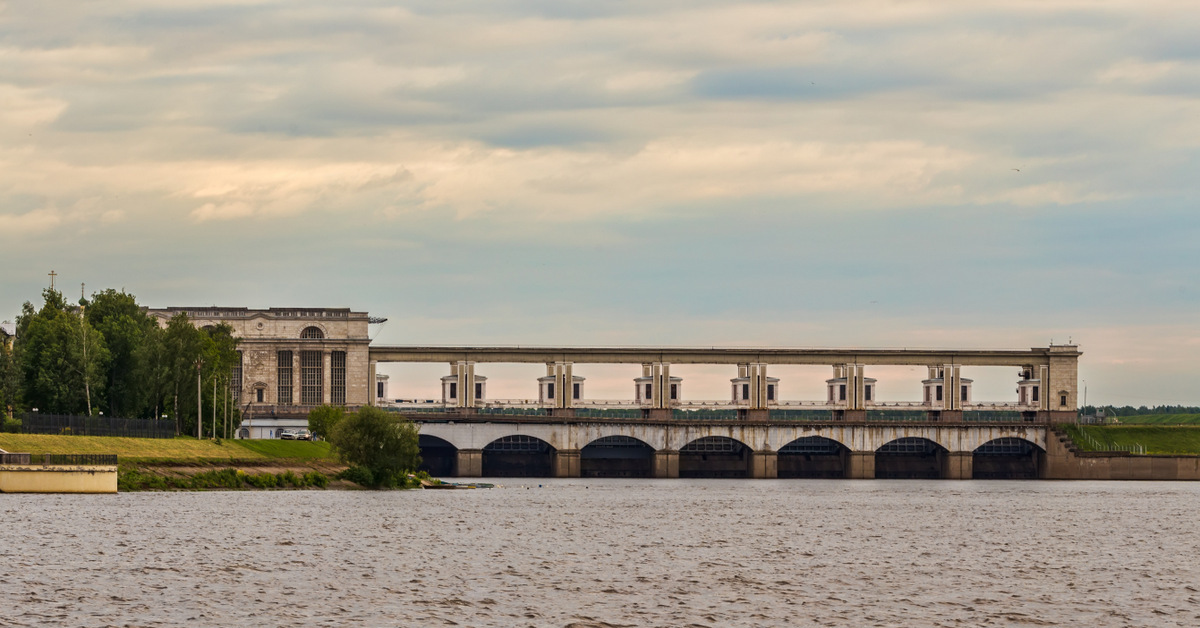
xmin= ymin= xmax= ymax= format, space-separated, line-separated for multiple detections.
xmin=337 ymin=465 xmax=375 ymax=487
xmin=303 ymin=470 xmax=329 ymax=488
xmin=1 ymin=417 xmax=20 ymax=433
xmin=244 ymin=472 xmax=279 ymax=488
xmin=188 ymin=468 xmax=242 ymax=489
xmin=277 ymin=470 xmax=303 ymax=488
xmin=118 ymin=468 xmax=171 ymax=491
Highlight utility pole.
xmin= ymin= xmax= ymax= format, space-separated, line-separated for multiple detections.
xmin=48 ymin=270 xmax=56 ymax=290
xmin=79 ymin=304 xmax=93 ymax=416
xmin=196 ymin=360 xmax=203 ymax=439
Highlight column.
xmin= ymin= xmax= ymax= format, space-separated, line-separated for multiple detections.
xmin=847 ymin=451 xmax=875 ymax=479
xmin=942 ymin=452 xmax=973 ymax=479
xmin=842 ymin=364 xmax=867 ymax=421
xmin=322 ymin=351 xmax=332 ymax=405
xmin=1037 ymin=364 xmax=1051 ymax=423
xmin=550 ymin=361 xmax=574 ymax=416
xmin=456 ymin=449 xmax=482 ymax=477
xmin=653 ymin=450 xmax=679 ymax=478
xmin=554 ymin=449 xmax=581 ymax=477
xmin=750 ymin=450 xmax=778 ymax=479
xmin=453 ymin=361 xmax=476 ymax=410
xmin=942 ymin=363 xmax=963 ymax=422
xmin=368 ymin=360 xmax=378 ymax=406
xmin=646 ymin=362 xmax=672 ymax=419
xmin=291 ymin=348 xmax=301 ymax=408
xmin=742 ymin=363 xmax=770 ymax=420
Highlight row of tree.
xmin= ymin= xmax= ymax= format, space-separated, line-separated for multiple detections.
xmin=0 ymin=288 xmax=240 ymax=437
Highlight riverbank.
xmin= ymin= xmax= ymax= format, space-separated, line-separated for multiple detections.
xmin=0 ymin=434 xmax=353 ymax=491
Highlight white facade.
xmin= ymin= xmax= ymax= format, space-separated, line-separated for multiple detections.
xmin=921 ymin=366 xmax=973 ymax=409
xmin=538 ymin=375 xmax=585 ymax=406
xmin=731 ymin=376 xmax=780 ymax=404
xmin=442 ymin=374 xmax=487 ymax=405
xmin=826 ymin=377 xmax=878 ymax=405
xmin=635 ymin=375 xmax=683 ymax=405
xmin=375 ymin=374 xmax=390 ymax=404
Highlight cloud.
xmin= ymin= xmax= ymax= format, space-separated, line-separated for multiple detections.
xmin=1 ymin=0 xmax=1199 ymax=403
xmin=0 ymin=208 xmax=61 ymax=236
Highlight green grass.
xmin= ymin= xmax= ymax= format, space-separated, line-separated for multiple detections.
xmin=1109 ymin=414 xmax=1200 ymax=425
xmin=0 ymin=433 xmax=334 ymax=462
xmin=229 ymin=439 xmax=335 ymax=460
xmin=1065 ymin=425 xmax=1200 ymax=455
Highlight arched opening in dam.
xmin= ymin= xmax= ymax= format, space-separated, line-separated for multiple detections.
xmin=482 ymin=435 xmax=556 ymax=477
xmin=679 ymin=436 xmax=751 ymax=478
xmin=417 ymin=435 xmax=458 ymax=476
xmin=778 ymin=436 xmax=849 ymax=478
xmin=875 ymin=437 xmax=947 ymax=479
xmin=973 ymin=438 xmax=1044 ymax=479
xmin=580 ymin=436 xmax=655 ymax=478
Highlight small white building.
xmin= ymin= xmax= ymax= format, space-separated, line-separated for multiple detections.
xmin=238 ymin=417 xmax=310 ymax=440
xmin=731 ymin=375 xmax=780 ymax=404
xmin=441 ymin=374 xmax=487 ymax=406
xmin=635 ymin=375 xmax=682 ymax=405
xmin=1017 ymin=368 xmax=1040 ymax=407
xmin=826 ymin=375 xmax=877 ymax=405
xmin=921 ymin=367 xmax=972 ymax=408
xmin=0 ymin=321 xmax=15 ymax=350
xmin=538 ymin=375 xmax=586 ymax=406
xmin=375 ymin=374 xmax=390 ymax=404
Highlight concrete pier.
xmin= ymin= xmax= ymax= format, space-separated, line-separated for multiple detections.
xmin=0 ymin=465 xmax=118 ymax=493
xmin=456 ymin=449 xmax=482 ymax=477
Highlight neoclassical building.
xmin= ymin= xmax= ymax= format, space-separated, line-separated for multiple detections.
xmin=148 ymin=307 xmax=373 ymax=438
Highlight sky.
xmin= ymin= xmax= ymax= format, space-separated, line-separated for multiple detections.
xmin=1 ymin=1 xmax=1197 ymax=406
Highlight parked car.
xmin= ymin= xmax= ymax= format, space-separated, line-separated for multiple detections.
xmin=280 ymin=430 xmax=296 ymax=440
xmin=294 ymin=430 xmax=312 ymax=441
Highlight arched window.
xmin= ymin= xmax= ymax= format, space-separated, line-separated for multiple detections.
xmin=300 ymin=326 xmax=324 ymax=339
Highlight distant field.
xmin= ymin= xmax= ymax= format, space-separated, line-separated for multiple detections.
xmin=1111 ymin=414 xmax=1200 ymax=425
xmin=1066 ymin=425 xmax=1200 ymax=455
xmin=0 ymin=434 xmax=334 ymax=462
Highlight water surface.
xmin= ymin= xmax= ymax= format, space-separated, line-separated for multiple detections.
xmin=3 ymin=480 xmax=1198 ymax=626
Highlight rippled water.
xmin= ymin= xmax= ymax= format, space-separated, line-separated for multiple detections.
xmin=3 ymin=480 xmax=1199 ymax=627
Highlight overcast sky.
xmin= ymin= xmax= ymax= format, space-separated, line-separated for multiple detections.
xmin=2 ymin=1 xmax=1197 ymax=405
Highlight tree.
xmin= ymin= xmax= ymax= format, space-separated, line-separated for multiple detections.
xmin=160 ymin=313 xmax=205 ymax=435
xmin=329 ymin=407 xmax=421 ymax=488
xmin=0 ymin=337 xmax=19 ymax=420
xmin=199 ymin=323 xmax=240 ymax=439
xmin=15 ymin=290 xmax=109 ymax=414
xmin=308 ymin=404 xmax=346 ymax=440
xmin=85 ymin=289 xmax=157 ymax=418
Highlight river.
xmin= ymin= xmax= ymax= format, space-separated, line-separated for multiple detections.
xmin=2 ymin=480 xmax=1198 ymax=626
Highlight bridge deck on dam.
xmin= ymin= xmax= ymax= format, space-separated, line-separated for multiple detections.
xmin=414 ymin=417 xmax=1050 ymax=481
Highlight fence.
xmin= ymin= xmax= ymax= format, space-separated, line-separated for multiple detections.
xmin=1075 ymin=428 xmax=1145 ymax=454
xmin=20 ymin=413 xmax=176 ymax=439
xmin=0 ymin=452 xmax=117 ymax=465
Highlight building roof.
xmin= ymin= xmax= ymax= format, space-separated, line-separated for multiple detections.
xmin=147 ymin=306 xmax=367 ymax=320
xmin=0 ymin=321 xmax=15 ymax=337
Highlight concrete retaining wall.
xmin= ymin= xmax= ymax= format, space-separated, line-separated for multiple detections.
xmin=1044 ymin=430 xmax=1200 ymax=480
xmin=0 ymin=465 xmax=119 ymax=493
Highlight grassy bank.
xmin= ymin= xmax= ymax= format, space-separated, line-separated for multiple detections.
xmin=1109 ymin=414 xmax=1200 ymax=425
xmin=1064 ymin=425 xmax=1200 ymax=455
xmin=0 ymin=433 xmax=335 ymax=463
xmin=0 ymin=433 xmax=346 ymax=490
